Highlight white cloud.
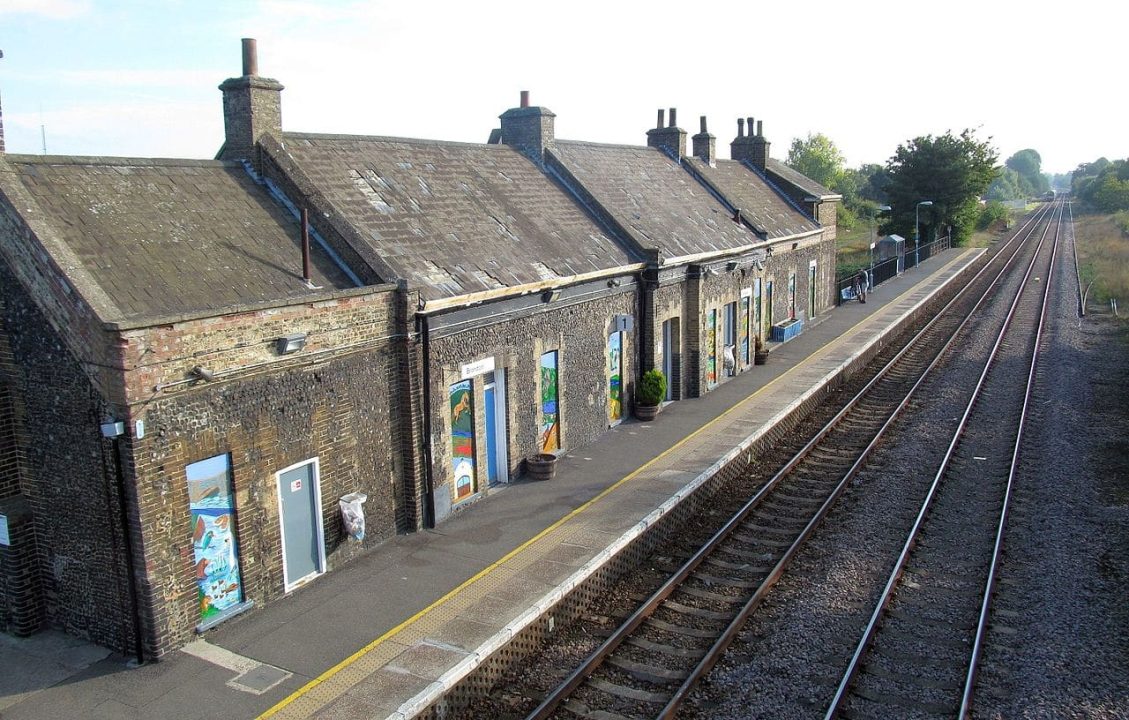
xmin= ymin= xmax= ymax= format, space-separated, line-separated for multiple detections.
xmin=0 ymin=0 xmax=91 ymax=19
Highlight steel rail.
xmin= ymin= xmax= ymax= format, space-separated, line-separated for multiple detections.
xmin=958 ymin=198 xmax=1063 ymax=717
xmin=654 ymin=199 xmax=1061 ymax=720
xmin=823 ymin=200 xmax=1061 ymax=720
xmin=524 ymin=202 xmax=1057 ymax=720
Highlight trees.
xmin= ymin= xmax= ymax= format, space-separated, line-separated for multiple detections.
xmin=786 ymin=133 xmax=846 ymax=191
xmin=881 ymin=129 xmax=998 ymax=244
xmin=1072 ymin=157 xmax=1129 ymax=212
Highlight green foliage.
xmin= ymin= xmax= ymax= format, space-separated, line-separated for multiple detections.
xmin=880 ymin=129 xmax=999 ymax=245
xmin=1003 ymin=149 xmax=1049 ymax=195
xmin=635 ymin=369 xmax=667 ymax=406
xmin=977 ymin=201 xmax=1010 ymax=230
xmin=1073 ymin=158 xmax=1129 ymax=212
xmin=986 ymin=168 xmax=1025 ymax=201
xmin=786 ymin=133 xmax=846 ymax=191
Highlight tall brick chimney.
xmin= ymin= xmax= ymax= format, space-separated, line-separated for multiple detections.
xmin=730 ymin=116 xmax=756 ymax=165
xmin=691 ymin=115 xmax=715 ymax=165
xmin=751 ymin=119 xmax=770 ymax=170
xmin=499 ymin=90 xmax=556 ymax=166
xmin=218 ymin=38 xmax=283 ymax=173
xmin=646 ymin=107 xmax=686 ymax=161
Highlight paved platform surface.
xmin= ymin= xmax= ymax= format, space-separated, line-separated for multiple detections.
xmin=0 ymin=248 xmax=983 ymax=720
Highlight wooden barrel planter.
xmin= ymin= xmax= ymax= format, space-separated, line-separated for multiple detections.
xmin=634 ymin=403 xmax=660 ymax=421
xmin=526 ymin=453 xmax=558 ymax=481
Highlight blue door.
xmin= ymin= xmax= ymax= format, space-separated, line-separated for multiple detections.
xmin=484 ymin=371 xmax=508 ymax=486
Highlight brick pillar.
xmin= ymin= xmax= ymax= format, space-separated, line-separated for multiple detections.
xmin=0 ymin=496 xmax=43 ymax=636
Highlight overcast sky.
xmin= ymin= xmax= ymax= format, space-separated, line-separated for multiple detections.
xmin=0 ymin=0 xmax=1120 ymax=174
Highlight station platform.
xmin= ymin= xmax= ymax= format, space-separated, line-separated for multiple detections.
xmin=0 ymin=247 xmax=984 ymax=720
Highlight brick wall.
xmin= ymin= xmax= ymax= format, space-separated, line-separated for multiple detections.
xmin=0 ymin=255 xmax=134 ymax=651
xmin=121 ymin=288 xmax=409 ymax=655
xmin=426 ymin=290 xmax=636 ymax=522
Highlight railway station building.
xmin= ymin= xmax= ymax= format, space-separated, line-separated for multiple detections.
xmin=0 ymin=40 xmax=838 ymax=657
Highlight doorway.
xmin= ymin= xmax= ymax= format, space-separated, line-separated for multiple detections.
xmin=607 ymin=332 xmax=624 ymax=425
xmin=809 ymin=261 xmax=817 ymax=319
xmin=276 ymin=459 xmax=325 ymax=592
xmin=661 ymin=317 xmax=680 ymax=401
xmin=484 ymin=370 xmax=509 ymax=486
xmin=788 ymin=273 xmax=797 ymax=320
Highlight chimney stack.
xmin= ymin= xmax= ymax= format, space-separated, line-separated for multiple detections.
xmin=751 ymin=120 xmax=770 ymax=169
xmin=731 ymin=114 xmax=769 ymax=169
xmin=499 ymin=90 xmax=556 ymax=166
xmin=691 ymin=115 xmax=716 ymax=165
xmin=646 ymin=106 xmax=686 ymax=161
xmin=218 ymin=38 xmax=284 ymax=174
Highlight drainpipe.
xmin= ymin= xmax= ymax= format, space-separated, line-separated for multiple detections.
xmin=105 ymin=430 xmax=145 ymax=665
xmin=418 ymin=312 xmax=435 ymax=528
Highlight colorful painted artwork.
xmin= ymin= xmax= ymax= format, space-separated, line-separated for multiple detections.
xmin=539 ymin=351 xmax=560 ymax=452
xmin=450 ymin=379 xmax=476 ymax=500
xmin=706 ymin=309 xmax=717 ymax=386
xmin=740 ymin=297 xmax=750 ymax=366
xmin=186 ymin=454 xmax=244 ymax=624
xmin=608 ymin=332 xmax=623 ymax=423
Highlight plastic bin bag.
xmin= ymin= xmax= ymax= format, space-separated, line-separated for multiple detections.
xmin=339 ymin=492 xmax=367 ymax=542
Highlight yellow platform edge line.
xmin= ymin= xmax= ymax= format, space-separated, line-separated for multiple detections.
xmin=257 ymin=249 xmax=978 ymax=719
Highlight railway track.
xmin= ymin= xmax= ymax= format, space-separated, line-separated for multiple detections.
xmin=519 ymin=203 xmax=1062 ymax=720
xmin=824 ymin=199 xmax=1063 ymax=719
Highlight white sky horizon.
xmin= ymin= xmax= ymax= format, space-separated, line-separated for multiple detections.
xmin=0 ymin=0 xmax=1120 ymax=176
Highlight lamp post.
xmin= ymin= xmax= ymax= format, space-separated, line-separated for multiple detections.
xmin=915 ymin=200 xmax=933 ymax=268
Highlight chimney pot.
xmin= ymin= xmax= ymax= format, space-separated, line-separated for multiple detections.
xmin=520 ymin=90 xmax=530 ymax=108
xmin=657 ymin=109 xmax=665 ymax=129
xmin=737 ymin=118 xmax=745 ymax=137
xmin=757 ymin=120 xmax=763 ymax=137
xmin=746 ymin=117 xmax=754 ymax=135
xmin=668 ymin=108 xmax=677 ymax=128
xmin=241 ymin=38 xmax=258 ymax=76
xmin=700 ymin=115 xmax=707 ymax=133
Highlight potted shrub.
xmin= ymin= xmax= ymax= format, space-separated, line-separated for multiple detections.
xmin=634 ymin=369 xmax=667 ymax=421
xmin=754 ymin=335 xmax=768 ymax=365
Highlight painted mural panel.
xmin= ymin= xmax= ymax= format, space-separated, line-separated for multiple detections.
xmin=706 ymin=309 xmax=717 ymax=387
xmin=450 ymin=379 xmax=476 ymax=501
xmin=608 ymin=332 xmax=623 ymax=423
xmin=187 ymin=454 xmax=244 ymax=625
xmin=539 ymin=351 xmax=560 ymax=451
xmin=740 ymin=296 xmax=750 ymax=365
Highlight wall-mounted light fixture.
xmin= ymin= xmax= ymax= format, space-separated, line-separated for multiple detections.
xmin=607 ymin=278 xmax=621 ymax=288
xmin=276 ymin=333 xmax=308 ymax=355
xmin=704 ymin=267 xmax=719 ymax=277
xmin=190 ymin=366 xmax=215 ymax=382
xmin=542 ymin=289 xmax=561 ymax=303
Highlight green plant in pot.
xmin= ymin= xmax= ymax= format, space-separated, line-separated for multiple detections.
xmin=634 ymin=369 xmax=667 ymax=421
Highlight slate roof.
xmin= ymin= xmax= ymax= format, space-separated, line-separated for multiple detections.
xmin=684 ymin=158 xmax=820 ymax=239
xmin=549 ymin=141 xmax=758 ymax=261
xmin=278 ymin=133 xmax=636 ymax=301
xmin=765 ymin=158 xmax=840 ymax=200
xmin=0 ymin=156 xmax=356 ymax=322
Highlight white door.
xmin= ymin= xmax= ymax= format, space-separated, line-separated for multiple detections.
xmin=276 ymin=459 xmax=325 ymax=591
